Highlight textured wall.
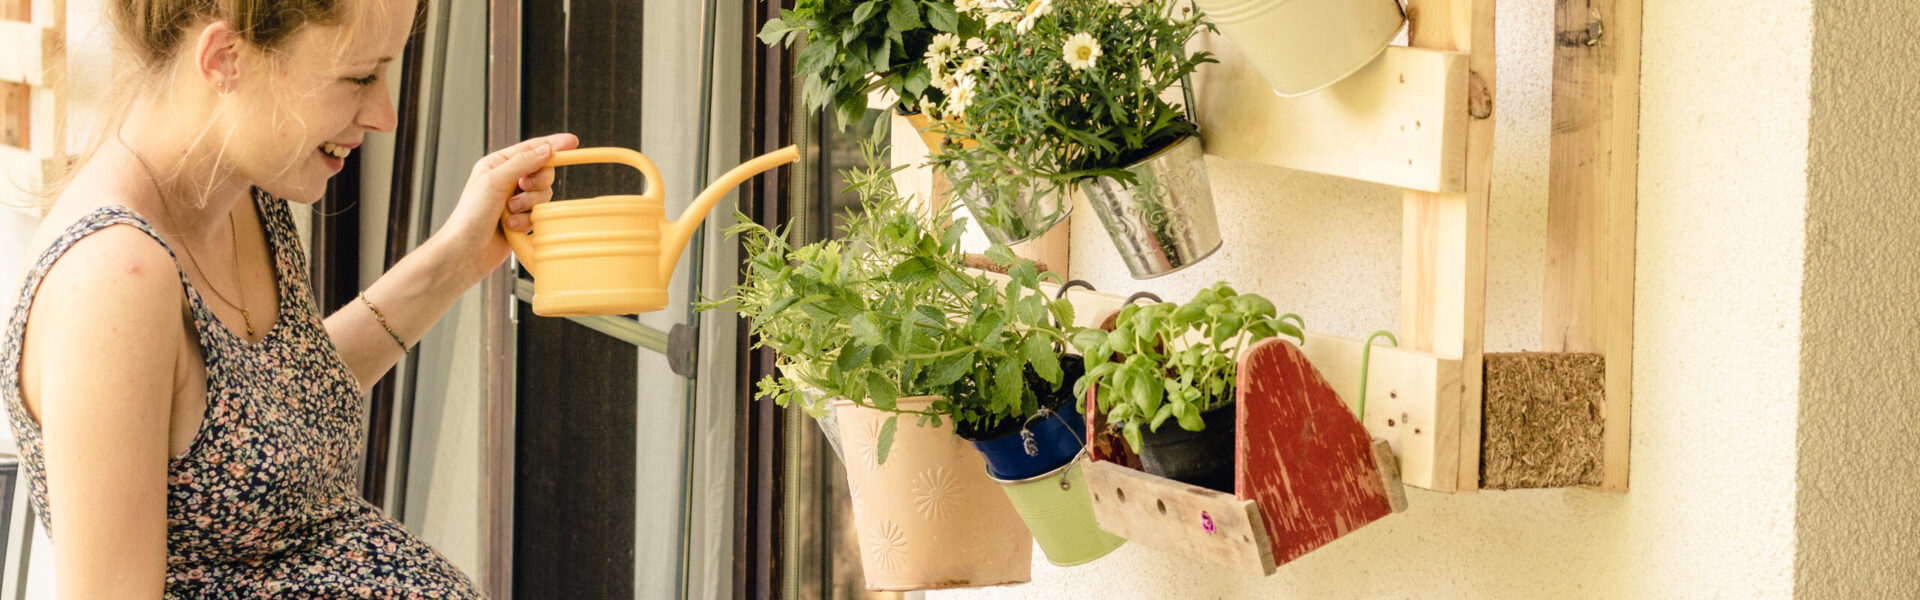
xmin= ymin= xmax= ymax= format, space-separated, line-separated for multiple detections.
xmin=1796 ymin=2 xmax=1920 ymax=597
xmin=934 ymin=0 xmax=1814 ymax=597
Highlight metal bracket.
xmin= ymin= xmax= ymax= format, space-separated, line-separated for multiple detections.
xmin=668 ymin=323 xmax=699 ymax=378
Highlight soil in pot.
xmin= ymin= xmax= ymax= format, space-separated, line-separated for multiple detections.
xmin=1137 ymin=397 xmax=1238 ymax=494
xmin=958 ymin=355 xmax=1088 ymax=480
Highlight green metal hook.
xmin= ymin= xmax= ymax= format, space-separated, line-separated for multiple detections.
xmin=1357 ymin=330 xmax=1399 ymax=422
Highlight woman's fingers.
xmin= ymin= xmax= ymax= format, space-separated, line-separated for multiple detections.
xmin=517 ymin=167 xmax=555 ymax=193
xmin=481 ymin=133 xmax=580 ymax=170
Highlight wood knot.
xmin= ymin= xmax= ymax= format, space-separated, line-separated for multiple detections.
xmin=1555 ymin=20 xmax=1605 ymax=47
xmin=1468 ymin=72 xmax=1494 ymax=120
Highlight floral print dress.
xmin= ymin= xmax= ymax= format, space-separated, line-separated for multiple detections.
xmin=1 ymin=193 xmax=482 ymax=598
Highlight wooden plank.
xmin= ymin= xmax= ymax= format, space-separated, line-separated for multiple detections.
xmin=0 ymin=20 xmax=56 ymax=85
xmin=1372 ymin=440 xmax=1409 ymax=513
xmin=1 ymin=0 xmax=30 ymax=150
xmin=1191 ymin=42 xmax=1469 ymax=193
xmin=1544 ymin=0 xmax=1640 ymax=493
xmin=1401 ymin=0 xmax=1494 ymax=494
xmin=1084 ymin=460 xmax=1275 ymax=577
xmin=1236 ymin=338 xmax=1395 ymax=565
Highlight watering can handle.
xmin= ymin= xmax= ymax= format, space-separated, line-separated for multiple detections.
xmin=500 ymin=147 xmax=665 ymax=278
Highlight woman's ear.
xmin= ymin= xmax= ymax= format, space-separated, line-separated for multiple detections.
xmin=192 ymin=21 xmax=244 ymax=96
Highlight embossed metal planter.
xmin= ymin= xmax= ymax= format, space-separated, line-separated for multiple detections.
xmin=952 ymin=167 xmax=1075 ymax=245
xmin=833 ymin=397 xmax=1033 ymax=591
xmin=1082 ymin=136 xmax=1224 ymax=279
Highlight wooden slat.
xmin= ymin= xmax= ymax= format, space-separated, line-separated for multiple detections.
xmin=0 ymin=20 xmax=56 ymax=85
xmin=1401 ymin=0 xmax=1495 ymax=494
xmin=1083 ymin=460 xmax=1275 ymax=576
xmin=1544 ymin=0 xmax=1640 ymax=493
xmin=1191 ymin=42 xmax=1469 ymax=193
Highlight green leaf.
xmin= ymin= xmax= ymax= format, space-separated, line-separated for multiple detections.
xmin=851 ymin=314 xmax=885 ymax=346
xmin=928 ymin=353 xmax=974 ymax=386
xmin=876 ymin=416 xmax=899 ymax=465
xmin=889 ymin=257 xmax=938 ymax=284
xmin=914 ymin=305 xmax=946 ymax=325
xmin=853 ymin=0 xmax=881 ymax=25
xmin=1025 ymin=335 xmax=1062 ymax=386
xmin=925 ymin=1 xmax=959 ymax=32
xmin=836 ymin=343 xmax=874 ymax=373
xmin=904 ymin=63 xmax=932 ymax=98
xmin=887 ymin=0 xmax=922 ymax=31
xmin=756 ymin=18 xmax=796 ymax=46
xmin=1070 ymin=328 xmax=1109 ymax=357
xmin=1150 ymin=404 xmax=1174 ymax=432
xmin=1177 ymin=405 xmax=1206 ymax=432
xmin=1123 ymin=422 xmax=1143 ymax=453
xmin=993 ymin=358 xmax=1023 ymax=415
xmin=1009 ymin=260 xmax=1039 ymax=291
xmin=866 ymin=372 xmax=899 ymax=409
xmin=984 ymin=244 xmax=1017 ymax=268
xmin=1049 ymin=299 xmax=1075 ymax=330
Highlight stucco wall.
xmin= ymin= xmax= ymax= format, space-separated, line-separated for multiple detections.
xmin=1796 ymin=2 xmax=1920 ymax=597
xmin=933 ymin=0 xmax=1814 ymax=598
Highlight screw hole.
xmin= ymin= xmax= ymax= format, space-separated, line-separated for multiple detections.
xmin=1156 ymin=499 xmax=1167 ymax=515
xmin=1415 ymin=428 xmax=1422 ymax=434
xmin=1390 ymin=391 xmax=1399 ymax=399
xmin=1387 ymin=419 xmax=1396 ymax=427
xmin=1116 ymin=488 xmax=1126 ymax=502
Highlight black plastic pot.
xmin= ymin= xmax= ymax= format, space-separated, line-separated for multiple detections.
xmin=1137 ymin=399 xmax=1238 ymax=494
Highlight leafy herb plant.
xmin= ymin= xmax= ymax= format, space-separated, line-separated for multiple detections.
xmin=1069 ymin=283 xmax=1304 ymax=452
xmin=702 ymin=145 xmax=1076 ymax=463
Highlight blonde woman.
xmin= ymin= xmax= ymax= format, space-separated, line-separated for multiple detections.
xmin=1 ymin=0 xmax=574 ymax=596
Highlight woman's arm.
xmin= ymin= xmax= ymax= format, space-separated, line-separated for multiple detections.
xmin=31 ymin=226 xmax=178 ymax=598
xmin=325 ymin=133 xmax=576 ymax=390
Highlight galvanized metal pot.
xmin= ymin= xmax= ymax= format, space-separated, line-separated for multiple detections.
xmin=951 ymin=167 xmax=1075 ymax=245
xmin=1082 ymin=135 xmax=1224 ymax=279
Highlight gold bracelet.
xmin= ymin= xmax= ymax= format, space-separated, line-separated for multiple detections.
xmin=360 ymin=293 xmax=409 ymax=353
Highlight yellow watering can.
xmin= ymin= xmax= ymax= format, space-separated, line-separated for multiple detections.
xmin=502 ymin=145 xmax=800 ymax=317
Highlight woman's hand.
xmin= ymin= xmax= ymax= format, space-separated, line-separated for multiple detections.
xmin=431 ymin=132 xmax=580 ymax=284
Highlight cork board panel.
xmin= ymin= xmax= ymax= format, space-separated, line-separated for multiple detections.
xmin=1481 ymin=352 xmax=1605 ymax=489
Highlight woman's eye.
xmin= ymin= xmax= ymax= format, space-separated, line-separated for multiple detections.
xmin=347 ymin=74 xmax=380 ymax=87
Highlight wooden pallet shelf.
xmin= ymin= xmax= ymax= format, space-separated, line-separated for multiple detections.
xmin=1192 ymin=43 xmax=1470 ymax=194
xmin=0 ymin=19 xmax=57 ymax=85
xmin=1 ymin=0 xmax=63 ymax=220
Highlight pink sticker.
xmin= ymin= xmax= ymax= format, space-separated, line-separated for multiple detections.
xmin=1201 ymin=511 xmax=1216 ymax=535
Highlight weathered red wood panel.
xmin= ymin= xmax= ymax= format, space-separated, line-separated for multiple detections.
xmin=1237 ymin=337 xmax=1394 ymax=564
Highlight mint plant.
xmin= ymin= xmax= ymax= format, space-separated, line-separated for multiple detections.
xmin=702 ymin=145 xmax=1076 ymax=463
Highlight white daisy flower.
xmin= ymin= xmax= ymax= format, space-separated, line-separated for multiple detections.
xmin=1016 ymin=0 xmax=1053 ymax=34
xmin=928 ymin=33 xmax=961 ymax=58
xmin=966 ymin=37 xmax=988 ymax=52
xmin=1062 ymin=32 xmax=1102 ymax=70
xmin=959 ymin=56 xmax=986 ymax=75
xmin=956 ymin=0 xmax=986 ymax=15
xmin=985 ymin=10 xmax=1022 ymax=27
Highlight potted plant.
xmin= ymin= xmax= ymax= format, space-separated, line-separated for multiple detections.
xmin=1070 ymin=282 xmax=1304 ymax=493
xmin=758 ymin=0 xmax=981 ymax=147
xmin=702 ymin=149 xmax=1033 ymax=591
xmin=926 ymin=0 xmax=1223 ymax=275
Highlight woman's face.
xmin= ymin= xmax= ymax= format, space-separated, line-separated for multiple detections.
xmin=224 ymin=0 xmax=417 ymax=203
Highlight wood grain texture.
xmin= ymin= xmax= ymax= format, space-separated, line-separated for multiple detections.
xmin=1544 ymin=0 xmax=1640 ymax=493
xmin=1372 ymin=439 xmax=1409 ymax=513
xmin=0 ymin=20 xmax=53 ymax=85
xmin=1401 ymin=0 xmax=1495 ymax=494
xmin=1191 ymin=39 xmax=1469 ymax=193
xmin=1236 ymin=337 xmax=1395 ymax=565
xmin=1084 ymin=460 xmax=1275 ymax=576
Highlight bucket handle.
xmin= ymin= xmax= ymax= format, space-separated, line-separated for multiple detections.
xmin=1356 ymin=330 xmax=1400 ymax=422
xmin=500 ymin=147 xmax=665 ymax=279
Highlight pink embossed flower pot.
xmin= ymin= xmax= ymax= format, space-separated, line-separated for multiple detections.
xmin=834 ymin=397 xmax=1034 ymax=591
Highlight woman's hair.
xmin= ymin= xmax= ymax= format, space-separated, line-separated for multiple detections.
xmin=2 ymin=0 xmax=350 ymax=209
xmin=113 ymin=0 xmax=346 ymax=73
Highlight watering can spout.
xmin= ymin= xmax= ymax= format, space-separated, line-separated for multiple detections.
xmin=659 ymin=145 xmax=800 ymax=275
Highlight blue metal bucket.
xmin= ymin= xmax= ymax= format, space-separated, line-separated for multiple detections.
xmin=971 ymin=405 xmax=1087 ymax=480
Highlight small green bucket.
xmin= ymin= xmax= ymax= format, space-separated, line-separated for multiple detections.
xmin=994 ymin=457 xmax=1126 ymax=566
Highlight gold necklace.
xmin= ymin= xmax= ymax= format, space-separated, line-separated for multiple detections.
xmin=128 ymin=149 xmax=257 ymax=338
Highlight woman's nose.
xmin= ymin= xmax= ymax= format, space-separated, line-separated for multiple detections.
xmin=359 ymin=80 xmax=398 ymax=133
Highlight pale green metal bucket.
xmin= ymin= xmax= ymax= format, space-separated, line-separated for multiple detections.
xmin=994 ymin=458 xmax=1127 ymax=566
